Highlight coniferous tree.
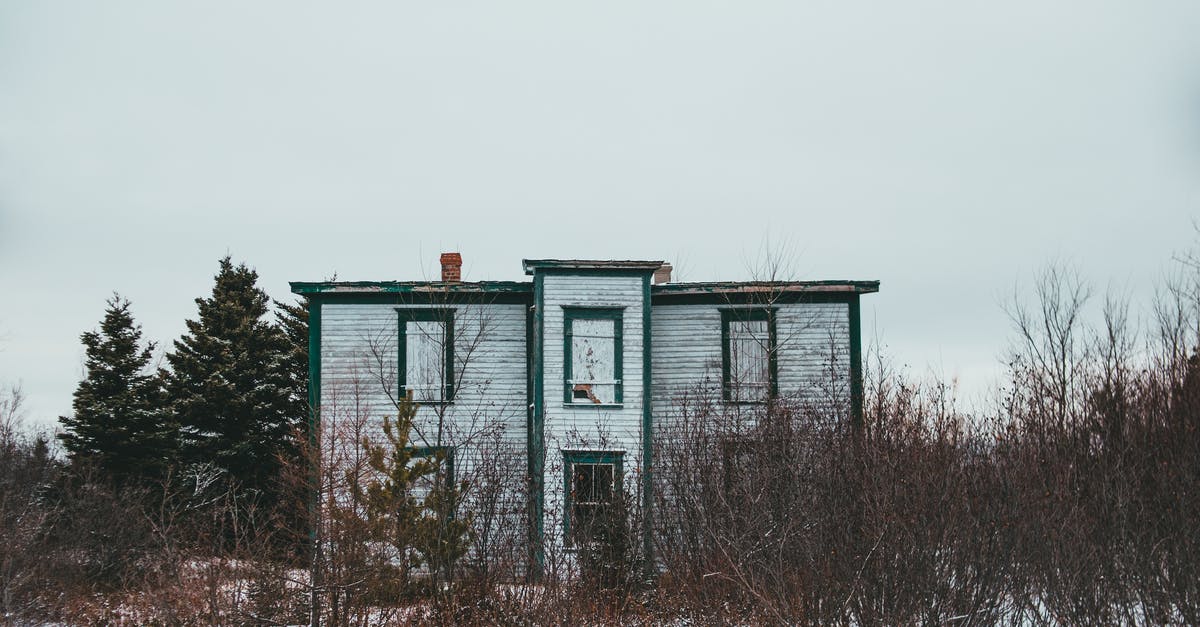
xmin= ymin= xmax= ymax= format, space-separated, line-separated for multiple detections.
xmin=165 ymin=257 xmax=298 ymax=502
xmin=357 ymin=395 xmax=472 ymax=592
xmin=59 ymin=294 xmax=174 ymax=485
xmin=273 ymin=297 xmax=312 ymax=556
xmin=275 ymin=298 xmax=310 ymax=436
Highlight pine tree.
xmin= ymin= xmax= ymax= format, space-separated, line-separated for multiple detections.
xmin=59 ymin=294 xmax=174 ymax=485
xmin=165 ymin=257 xmax=299 ymax=502
xmin=356 ymin=395 xmax=472 ymax=591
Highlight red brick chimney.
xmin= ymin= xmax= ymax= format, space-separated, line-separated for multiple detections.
xmin=653 ymin=263 xmax=672 ymax=285
xmin=440 ymin=252 xmax=462 ymax=282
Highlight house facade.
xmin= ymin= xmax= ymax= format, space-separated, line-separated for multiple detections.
xmin=291 ymin=254 xmax=878 ymax=574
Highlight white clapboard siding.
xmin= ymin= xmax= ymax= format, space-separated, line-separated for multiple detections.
xmin=540 ymin=274 xmax=647 ymax=549
xmin=776 ymin=302 xmax=851 ymax=417
xmin=650 ymin=302 xmax=851 ymax=427
xmin=319 ymin=301 xmax=530 ymax=564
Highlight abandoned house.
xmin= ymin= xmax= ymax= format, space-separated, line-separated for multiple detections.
xmin=290 ymin=253 xmax=878 ymax=573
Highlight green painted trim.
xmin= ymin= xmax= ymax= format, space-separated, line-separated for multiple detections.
xmin=396 ymin=308 xmax=456 ymax=402
xmin=290 ymin=281 xmax=533 ymax=295
xmin=651 ymin=280 xmax=879 ymax=295
xmin=530 ymin=272 xmax=545 ymax=576
xmin=302 ymin=292 xmax=532 ymax=306
xmin=527 ymin=268 xmax=661 ymax=278
xmin=410 ymin=445 xmax=456 ymax=487
xmin=720 ymin=308 xmax=779 ymax=403
xmin=641 ymin=273 xmax=654 ymax=565
xmin=561 ymin=449 xmax=624 ymax=544
xmin=653 ymin=291 xmax=860 ymax=306
xmin=523 ymin=301 xmax=538 ymax=578
xmin=768 ymin=312 xmax=779 ymax=400
xmin=848 ymin=294 xmax=864 ymax=432
xmin=562 ymin=307 xmax=624 ymax=405
xmin=522 ymin=259 xmax=663 ymax=274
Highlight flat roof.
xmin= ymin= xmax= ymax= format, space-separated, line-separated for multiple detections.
xmin=289 ymin=281 xmax=532 ymax=295
xmin=522 ymin=259 xmax=665 ymax=274
xmin=652 ymin=280 xmax=880 ymax=295
xmin=291 ymin=278 xmax=878 ymax=296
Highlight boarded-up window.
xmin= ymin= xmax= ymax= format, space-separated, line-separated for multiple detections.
xmin=397 ymin=309 xmax=455 ymax=402
xmin=564 ymin=308 xmax=623 ymax=405
xmin=722 ymin=309 xmax=776 ymax=402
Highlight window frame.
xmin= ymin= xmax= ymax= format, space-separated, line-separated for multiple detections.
xmin=720 ymin=308 xmax=778 ymax=403
xmin=409 ymin=445 xmax=456 ymax=488
xmin=562 ymin=449 xmax=624 ymax=546
xmin=396 ymin=308 xmax=456 ymax=403
xmin=562 ymin=307 xmax=624 ymax=406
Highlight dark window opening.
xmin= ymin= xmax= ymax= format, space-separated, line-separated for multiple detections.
xmin=563 ymin=450 xmax=623 ymax=546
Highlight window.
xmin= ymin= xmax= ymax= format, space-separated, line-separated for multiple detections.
xmin=397 ymin=308 xmax=455 ymax=402
xmin=563 ymin=308 xmax=623 ymax=405
xmin=410 ymin=445 xmax=456 ymax=490
xmin=563 ymin=450 xmax=623 ymax=545
xmin=721 ymin=308 xmax=777 ymax=402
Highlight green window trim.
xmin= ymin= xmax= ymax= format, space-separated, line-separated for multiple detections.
xmin=720 ymin=308 xmax=779 ymax=403
xmin=396 ymin=308 xmax=456 ymax=403
xmin=562 ymin=307 xmax=624 ymax=406
xmin=410 ymin=445 xmax=456 ymax=487
xmin=562 ymin=449 xmax=624 ymax=545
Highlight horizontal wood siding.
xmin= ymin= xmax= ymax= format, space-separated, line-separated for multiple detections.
xmin=651 ymin=302 xmax=851 ymax=424
xmin=540 ymin=274 xmax=647 ymax=550
xmin=319 ymin=301 xmax=529 ymax=569
xmin=776 ymin=302 xmax=852 ymax=419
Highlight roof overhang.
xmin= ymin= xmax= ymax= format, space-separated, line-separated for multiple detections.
xmin=522 ymin=259 xmax=664 ymax=275
xmin=289 ymin=281 xmax=533 ymax=295
xmin=652 ymin=280 xmax=880 ymax=296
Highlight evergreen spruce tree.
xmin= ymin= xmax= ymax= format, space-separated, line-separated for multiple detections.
xmin=59 ymin=294 xmax=174 ymax=485
xmin=275 ymin=298 xmax=310 ymax=436
xmin=165 ymin=257 xmax=299 ymax=503
xmin=274 ymin=296 xmax=312 ymax=555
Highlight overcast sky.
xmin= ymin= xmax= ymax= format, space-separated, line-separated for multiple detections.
xmin=2 ymin=1 xmax=1199 ymax=428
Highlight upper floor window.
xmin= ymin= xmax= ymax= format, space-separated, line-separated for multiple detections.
xmin=721 ymin=308 xmax=777 ymax=403
xmin=563 ymin=308 xmax=624 ymax=405
xmin=397 ymin=308 xmax=455 ymax=403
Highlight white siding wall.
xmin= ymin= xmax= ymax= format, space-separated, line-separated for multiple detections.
xmin=314 ymin=287 xmax=855 ymax=573
xmin=650 ymin=301 xmax=851 ymax=426
xmin=319 ymin=301 xmax=529 ymax=567
xmin=540 ymin=274 xmax=646 ymax=552
xmin=776 ymin=302 xmax=852 ymax=417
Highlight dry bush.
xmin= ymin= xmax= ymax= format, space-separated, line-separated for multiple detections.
xmin=0 ymin=386 xmax=59 ymax=619
xmin=7 ymin=252 xmax=1200 ymax=625
xmin=643 ymin=262 xmax=1200 ymax=625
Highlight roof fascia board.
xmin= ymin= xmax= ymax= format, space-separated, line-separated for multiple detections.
xmin=522 ymin=259 xmax=664 ymax=275
xmin=290 ymin=281 xmax=533 ymax=295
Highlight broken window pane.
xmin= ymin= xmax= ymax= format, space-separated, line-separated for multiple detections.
xmin=569 ymin=317 xmax=618 ymax=404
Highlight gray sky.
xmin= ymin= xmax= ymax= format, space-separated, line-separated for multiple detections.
xmin=2 ymin=1 xmax=1198 ymax=428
